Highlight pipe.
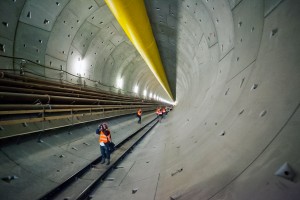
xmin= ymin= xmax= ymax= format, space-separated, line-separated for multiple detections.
xmin=0 ymin=85 xmax=149 ymax=103
xmin=0 ymin=77 xmax=146 ymax=103
xmin=104 ymin=0 xmax=174 ymax=101
xmin=0 ymin=104 xmax=157 ymax=111
xmin=0 ymin=72 xmax=161 ymax=104
xmin=0 ymin=72 xmax=134 ymax=100
xmin=0 ymin=92 xmax=158 ymax=106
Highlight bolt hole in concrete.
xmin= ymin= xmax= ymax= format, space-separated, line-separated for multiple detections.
xmin=275 ymin=162 xmax=296 ymax=181
xmin=0 ymin=43 xmax=5 ymax=52
xmin=44 ymin=19 xmax=49 ymax=24
xmin=220 ymin=131 xmax=226 ymax=136
xmin=2 ymin=22 xmax=8 ymax=27
xmin=284 ymin=171 xmax=290 ymax=176
xmin=2 ymin=176 xmax=18 ymax=183
xmin=271 ymin=28 xmax=278 ymax=37
xmin=132 ymin=188 xmax=138 ymax=194
xmin=251 ymin=83 xmax=258 ymax=90
xmin=238 ymin=21 xmax=242 ymax=27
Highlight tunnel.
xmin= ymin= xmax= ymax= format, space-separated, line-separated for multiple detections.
xmin=0 ymin=0 xmax=299 ymax=199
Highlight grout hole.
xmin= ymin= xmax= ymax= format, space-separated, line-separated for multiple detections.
xmin=44 ymin=19 xmax=50 ymax=24
xmin=284 ymin=171 xmax=290 ymax=176
xmin=2 ymin=22 xmax=8 ymax=27
xmin=0 ymin=44 xmax=5 ymax=53
xmin=251 ymin=83 xmax=258 ymax=90
xmin=271 ymin=28 xmax=278 ymax=37
xmin=27 ymin=11 xmax=31 ymax=18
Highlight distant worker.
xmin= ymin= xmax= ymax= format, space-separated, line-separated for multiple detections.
xmin=97 ymin=123 xmax=111 ymax=165
xmin=156 ymin=107 xmax=160 ymax=118
xmin=137 ymin=108 xmax=142 ymax=124
xmin=162 ymin=107 xmax=166 ymax=118
xmin=166 ymin=106 xmax=170 ymax=115
xmin=157 ymin=107 xmax=163 ymax=122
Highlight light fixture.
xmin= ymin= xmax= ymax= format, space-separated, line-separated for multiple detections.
xmin=134 ymin=85 xmax=139 ymax=93
xmin=116 ymin=77 xmax=123 ymax=89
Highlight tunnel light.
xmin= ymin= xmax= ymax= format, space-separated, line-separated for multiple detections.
xmin=159 ymin=97 xmax=175 ymax=105
xmin=116 ymin=77 xmax=123 ymax=89
xmin=75 ymin=58 xmax=86 ymax=76
xmin=143 ymin=89 xmax=147 ymax=96
xmin=134 ymin=85 xmax=139 ymax=93
xmin=149 ymin=92 xmax=153 ymax=98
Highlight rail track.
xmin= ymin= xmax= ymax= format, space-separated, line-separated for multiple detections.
xmin=38 ymin=117 xmax=158 ymax=200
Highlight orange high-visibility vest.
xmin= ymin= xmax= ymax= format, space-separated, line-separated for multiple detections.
xmin=157 ymin=109 xmax=162 ymax=115
xmin=137 ymin=109 xmax=142 ymax=116
xmin=99 ymin=130 xmax=111 ymax=143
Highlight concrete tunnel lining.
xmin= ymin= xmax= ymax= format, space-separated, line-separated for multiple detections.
xmin=0 ymin=0 xmax=300 ymax=199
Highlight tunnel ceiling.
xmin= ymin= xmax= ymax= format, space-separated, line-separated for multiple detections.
xmin=0 ymin=0 xmax=170 ymax=101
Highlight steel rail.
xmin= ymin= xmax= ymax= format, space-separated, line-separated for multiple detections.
xmin=38 ymin=117 xmax=158 ymax=200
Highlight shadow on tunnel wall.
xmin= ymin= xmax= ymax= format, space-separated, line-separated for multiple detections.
xmin=144 ymin=0 xmax=178 ymax=100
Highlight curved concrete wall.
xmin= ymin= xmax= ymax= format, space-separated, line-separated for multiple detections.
xmin=0 ymin=0 xmax=299 ymax=199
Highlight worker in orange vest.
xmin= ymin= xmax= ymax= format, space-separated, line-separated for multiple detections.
xmin=156 ymin=107 xmax=160 ymax=117
xmin=156 ymin=107 xmax=163 ymax=122
xmin=137 ymin=108 xmax=142 ymax=124
xmin=162 ymin=107 xmax=166 ymax=118
xmin=98 ymin=123 xmax=111 ymax=165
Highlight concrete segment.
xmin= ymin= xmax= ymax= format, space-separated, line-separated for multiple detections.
xmin=0 ymin=0 xmax=300 ymax=199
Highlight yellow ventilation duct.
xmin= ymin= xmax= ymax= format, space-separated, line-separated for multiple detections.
xmin=104 ymin=0 xmax=174 ymax=101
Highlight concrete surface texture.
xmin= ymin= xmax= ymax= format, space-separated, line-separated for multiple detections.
xmin=0 ymin=0 xmax=300 ymax=199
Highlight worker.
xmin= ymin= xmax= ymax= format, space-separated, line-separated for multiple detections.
xmin=137 ymin=108 xmax=142 ymax=124
xmin=162 ymin=107 xmax=166 ymax=118
xmin=156 ymin=107 xmax=160 ymax=118
xmin=98 ymin=123 xmax=111 ymax=165
xmin=157 ymin=107 xmax=163 ymax=122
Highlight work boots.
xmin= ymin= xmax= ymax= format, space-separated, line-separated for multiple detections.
xmin=106 ymin=159 xmax=110 ymax=165
xmin=100 ymin=158 xmax=105 ymax=164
